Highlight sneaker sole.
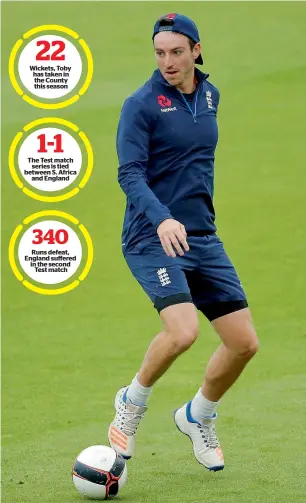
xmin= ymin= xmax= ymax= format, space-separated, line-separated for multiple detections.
xmin=173 ymin=408 xmax=224 ymax=472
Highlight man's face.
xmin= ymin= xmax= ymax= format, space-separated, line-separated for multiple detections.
xmin=154 ymin=31 xmax=201 ymax=87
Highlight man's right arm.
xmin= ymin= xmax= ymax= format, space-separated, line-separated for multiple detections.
xmin=117 ymin=97 xmax=189 ymax=257
xmin=117 ymin=97 xmax=173 ymax=231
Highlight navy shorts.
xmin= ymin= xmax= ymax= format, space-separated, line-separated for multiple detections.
xmin=124 ymin=233 xmax=248 ymax=321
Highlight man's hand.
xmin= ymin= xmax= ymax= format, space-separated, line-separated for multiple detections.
xmin=157 ymin=219 xmax=189 ymax=257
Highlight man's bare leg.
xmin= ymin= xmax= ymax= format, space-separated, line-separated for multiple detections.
xmin=202 ymin=308 xmax=259 ymax=402
xmin=137 ymin=302 xmax=199 ymax=387
xmin=174 ymin=308 xmax=258 ymax=470
xmin=108 ymin=302 xmax=199 ymax=459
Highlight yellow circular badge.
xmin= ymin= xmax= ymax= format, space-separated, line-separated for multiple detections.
xmin=9 ymin=118 xmax=93 ymax=202
xmin=9 ymin=210 xmax=93 ymax=295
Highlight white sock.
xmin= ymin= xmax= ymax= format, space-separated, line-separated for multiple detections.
xmin=126 ymin=374 xmax=153 ymax=406
xmin=190 ymin=388 xmax=218 ymax=421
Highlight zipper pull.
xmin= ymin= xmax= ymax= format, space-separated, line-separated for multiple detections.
xmin=193 ymin=115 xmax=197 ymax=124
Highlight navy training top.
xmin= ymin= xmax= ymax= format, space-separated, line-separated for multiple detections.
xmin=116 ymin=67 xmax=220 ymax=252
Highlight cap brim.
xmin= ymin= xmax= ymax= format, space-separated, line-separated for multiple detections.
xmin=195 ymin=53 xmax=203 ymax=65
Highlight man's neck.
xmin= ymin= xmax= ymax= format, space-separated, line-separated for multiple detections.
xmin=176 ymin=72 xmax=197 ymax=94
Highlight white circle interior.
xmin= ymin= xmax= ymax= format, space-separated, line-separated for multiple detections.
xmin=18 ymin=220 xmax=82 ymax=284
xmin=18 ymin=35 xmax=82 ymax=99
xmin=18 ymin=127 xmax=82 ymax=192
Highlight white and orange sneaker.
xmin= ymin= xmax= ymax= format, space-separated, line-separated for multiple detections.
xmin=174 ymin=401 xmax=224 ymax=471
xmin=108 ymin=387 xmax=147 ymax=460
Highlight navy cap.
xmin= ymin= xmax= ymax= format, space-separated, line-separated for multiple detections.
xmin=152 ymin=13 xmax=203 ymax=65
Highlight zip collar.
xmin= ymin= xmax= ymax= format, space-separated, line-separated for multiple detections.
xmin=180 ymin=89 xmax=200 ymax=124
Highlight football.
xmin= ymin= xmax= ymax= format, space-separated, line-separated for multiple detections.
xmin=72 ymin=445 xmax=127 ymax=500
